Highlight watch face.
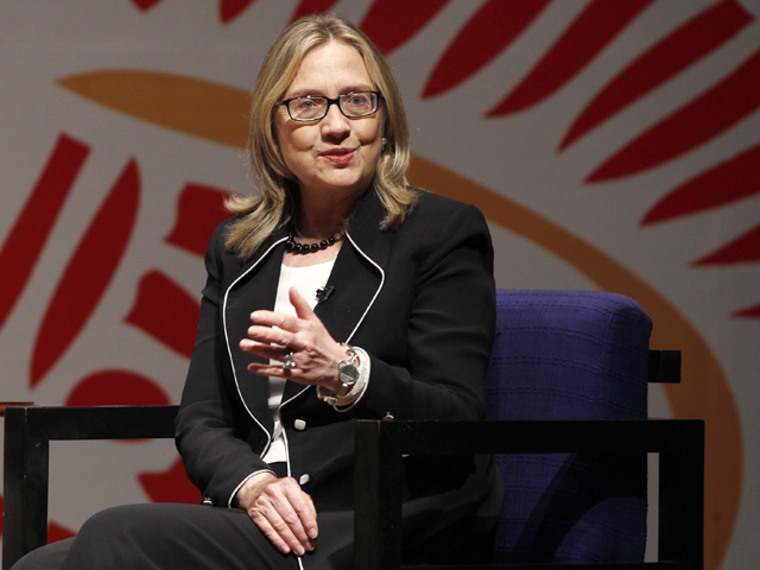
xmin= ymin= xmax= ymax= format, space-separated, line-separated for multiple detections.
xmin=339 ymin=364 xmax=359 ymax=386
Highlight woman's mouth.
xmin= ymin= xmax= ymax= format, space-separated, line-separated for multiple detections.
xmin=320 ymin=148 xmax=355 ymax=165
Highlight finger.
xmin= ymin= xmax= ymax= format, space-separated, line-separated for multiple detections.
xmin=247 ymin=362 xmax=299 ymax=379
xmin=240 ymin=331 xmax=291 ymax=352
xmin=290 ymin=488 xmax=318 ymax=540
xmin=248 ymin=363 xmax=322 ymax=388
xmin=250 ymin=510 xmax=294 ymax=555
xmin=254 ymin=510 xmax=310 ymax=556
xmin=251 ymin=493 xmax=303 ymax=555
xmin=269 ymin=511 xmax=308 ymax=556
xmin=250 ymin=309 xmax=298 ymax=332
xmin=239 ymin=338 xmax=269 ymax=353
xmin=255 ymin=483 xmax=314 ymax=555
xmin=239 ymin=340 xmax=289 ymax=365
xmin=289 ymin=287 xmax=317 ymax=321
xmin=243 ymin=325 xmax=293 ymax=350
xmin=280 ymin=482 xmax=318 ymax=547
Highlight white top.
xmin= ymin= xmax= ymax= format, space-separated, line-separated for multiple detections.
xmin=262 ymin=260 xmax=334 ymax=464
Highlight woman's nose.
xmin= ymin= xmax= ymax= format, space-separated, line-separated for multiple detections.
xmin=321 ymin=104 xmax=350 ymax=138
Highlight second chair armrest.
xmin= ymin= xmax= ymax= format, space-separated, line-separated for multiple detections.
xmin=354 ymin=419 xmax=704 ymax=570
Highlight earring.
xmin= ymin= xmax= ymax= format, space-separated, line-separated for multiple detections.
xmin=381 ymin=137 xmax=387 ymax=148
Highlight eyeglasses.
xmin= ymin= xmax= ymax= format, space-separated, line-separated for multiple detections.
xmin=276 ymin=91 xmax=381 ymax=122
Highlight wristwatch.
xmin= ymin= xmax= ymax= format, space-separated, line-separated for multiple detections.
xmin=337 ymin=348 xmax=360 ymax=395
xmin=317 ymin=345 xmax=360 ymax=405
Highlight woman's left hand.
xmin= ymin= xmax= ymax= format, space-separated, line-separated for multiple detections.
xmin=240 ymin=287 xmax=347 ymax=391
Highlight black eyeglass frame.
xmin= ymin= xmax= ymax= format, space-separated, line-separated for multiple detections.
xmin=275 ymin=91 xmax=382 ymax=122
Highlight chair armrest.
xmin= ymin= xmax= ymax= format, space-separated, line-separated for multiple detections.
xmin=354 ymin=419 xmax=704 ymax=570
xmin=2 ymin=405 xmax=178 ymax=570
xmin=648 ymin=350 xmax=682 ymax=383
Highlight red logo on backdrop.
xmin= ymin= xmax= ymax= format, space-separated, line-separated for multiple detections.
xmin=0 ymin=133 xmax=230 ymax=540
xmin=0 ymin=133 xmax=229 ymax=393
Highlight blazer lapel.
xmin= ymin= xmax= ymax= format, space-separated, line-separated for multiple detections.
xmin=313 ymin=189 xmax=390 ymax=347
xmin=224 ymin=237 xmax=285 ymax=431
xmin=314 ymin=238 xmax=384 ymax=342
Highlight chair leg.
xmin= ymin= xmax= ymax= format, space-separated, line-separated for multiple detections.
xmin=3 ymin=408 xmax=51 ymax=570
xmin=658 ymin=442 xmax=704 ymax=568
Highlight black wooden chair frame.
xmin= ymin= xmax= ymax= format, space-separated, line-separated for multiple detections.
xmin=3 ymin=406 xmax=703 ymax=570
xmin=354 ymin=418 xmax=704 ymax=570
xmin=3 ymin=406 xmax=177 ymax=570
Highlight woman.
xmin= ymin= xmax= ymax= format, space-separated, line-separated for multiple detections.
xmin=14 ymin=13 xmax=500 ymax=569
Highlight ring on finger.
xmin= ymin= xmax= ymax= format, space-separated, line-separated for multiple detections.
xmin=282 ymin=351 xmax=296 ymax=370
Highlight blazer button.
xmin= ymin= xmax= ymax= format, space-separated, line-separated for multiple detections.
xmin=294 ymin=418 xmax=307 ymax=431
xmin=299 ymin=473 xmax=311 ymax=485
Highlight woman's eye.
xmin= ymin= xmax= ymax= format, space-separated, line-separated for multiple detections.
xmin=347 ymin=94 xmax=368 ymax=106
xmin=296 ymin=99 xmax=318 ymax=110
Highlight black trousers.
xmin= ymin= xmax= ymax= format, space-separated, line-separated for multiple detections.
xmin=11 ymin=502 xmax=353 ymax=570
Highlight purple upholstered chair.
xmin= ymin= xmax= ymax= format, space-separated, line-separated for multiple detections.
xmin=484 ymin=289 xmax=650 ymax=564
xmin=352 ymin=288 xmax=701 ymax=569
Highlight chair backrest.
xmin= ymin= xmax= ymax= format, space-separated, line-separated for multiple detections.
xmin=484 ymin=289 xmax=651 ymax=564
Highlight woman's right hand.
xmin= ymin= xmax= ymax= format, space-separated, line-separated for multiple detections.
xmin=234 ymin=472 xmax=318 ymax=556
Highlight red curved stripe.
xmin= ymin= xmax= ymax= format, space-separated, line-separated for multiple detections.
xmin=66 ymin=370 xmax=171 ymax=407
xmin=733 ymin=303 xmax=760 ymax=319
xmin=30 ymin=160 xmax=140 ymax=388
xmin=488 ymin=0 xmax=652 ymax=116
xmin=0 ymin=135 xmax=89 ymax=332
xmin=164 ymin=183 xmax=230 ymax=256
xmin=125 ymin=270 xmax=200 ymax=357
xmin=360 ymin=0 xmax=449 ymax=55
xmin=290 ymin=0 xmax=339 ymax=23
xmin=139 ymin=458 xmax=200 ymax=504
xmin=642 ymin=140 xmax=760 ymax=225
xmin=422 ymin=0 xmax=549 ymax=99
xmin=220 ymin=0 xmax=255 ymax=23
xmin=132 ymin=0 xmax=162 ymax=10
xmin=693 ymin=224 xmax=760 ymax=266
xmin=561 ymin=0 xmax=753 ymax=150
xmin=47 ymin=521 xmax=76 ymax=545
xmin=587 ymin=46 xmax=760 ymax=182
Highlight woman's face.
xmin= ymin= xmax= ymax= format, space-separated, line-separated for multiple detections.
xmin=275 ymin=41 xmax=384 ymax=200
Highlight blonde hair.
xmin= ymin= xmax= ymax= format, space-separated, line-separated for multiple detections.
xmin=225 ymin=13 xmax=417 ymax=260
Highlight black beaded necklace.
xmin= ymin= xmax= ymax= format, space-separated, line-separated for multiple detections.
xmin=285 ymin=230 xmax=344 ymax=254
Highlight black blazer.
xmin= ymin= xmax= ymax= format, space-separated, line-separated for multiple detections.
xmin=175 ymin=188 xmax=500 ymax=561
